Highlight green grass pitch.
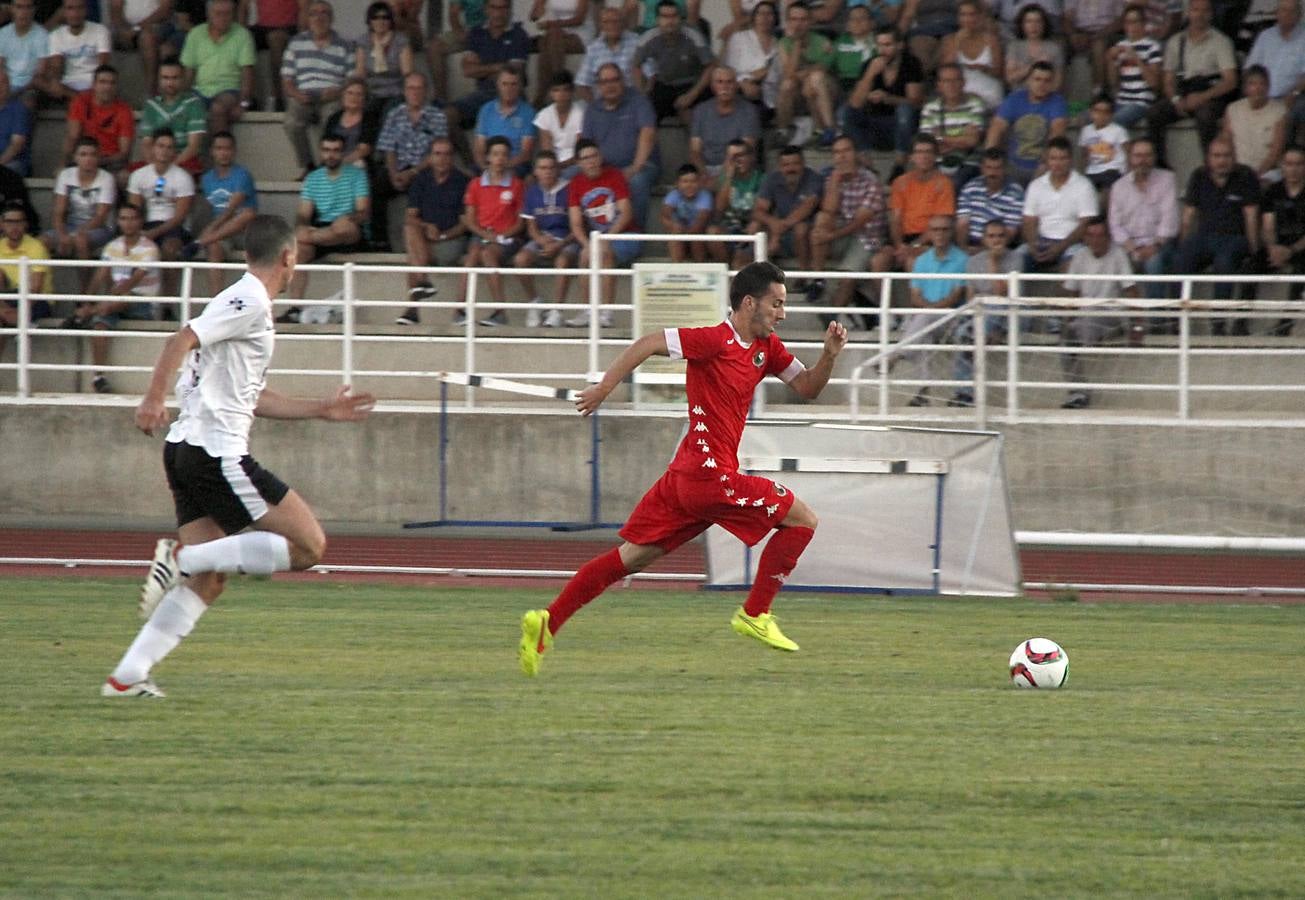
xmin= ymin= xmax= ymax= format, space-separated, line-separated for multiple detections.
xmin=3 ymin=577 xmax=1304 ymax=898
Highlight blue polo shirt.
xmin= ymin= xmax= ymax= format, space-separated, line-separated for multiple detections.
xmin=579 ymin=91 xmax=660 ymax=170
xmin=475 ymin=98 xmax=537 ymax=156
xmin=407 ymin=166 xmax=470 ymax=230
xmin=911 ymin=244 xmax=970 ymax=303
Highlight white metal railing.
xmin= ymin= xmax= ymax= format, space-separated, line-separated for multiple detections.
xmin=2 ymin=246 xmax=1303 ymax=426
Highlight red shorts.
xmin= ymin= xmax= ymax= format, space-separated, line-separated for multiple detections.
xmin=619 ymin=469 xmax=797 ymax=552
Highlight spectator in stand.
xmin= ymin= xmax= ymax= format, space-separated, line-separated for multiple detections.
xmin=579 ymin=61 xmax=659 ymax=234
xmin=0 ymin=202 xmax=51 ymax=340
xmin=63 ymin=63 xmax=131 ymax=177
xmin=1219 ymin=65 xmax=1287 ymax=183
xmin=986 ymin=60 xmax=1068 ymax=186
xmin=66 ymin=204 xmax=162 ymax=394
xmin=721 ymin=0 xmax=778 ymax=112
xmin=661 ymin=161 xmax=712 ymax=262
xmin=1021 ymin=135 xmax=1097 ymax=273
xmin=1137 ymin=0 xmax=1181 ymax=42
xmin=1004 ymin=4 xmax=1064 ymax=92
xmin=808 ymin=133 xmax=891 ymax=323
xmin=396 ymin=137 xmax=468 ymax=325
xmin=720 ymin=0 xmax=801 ymax=46
xmin=918 ymin=62 xmax=987 ymax=190
xmin=107 ymin=0 xmax=177 ymax=98
xmin=574 ymin=5 xmax=639 ymax=102
xmin=1107 ymin=3 xmax=1162 ymax=127
xmin=895 ymin=0 xmax=957 ymax=74
xmin=515 ymin=148 xmax=578 ymax=327
xmin=707 ymin=138 xmax=762 ymax=267
xmin=1108 ymin=136 xmax=1179 ymax=301
xmin=1262 ymin=145 xmax=1305 ymax=335
xmin=37 ymin=0 xmax=109 ymax=101
xmin=281 ymin=1 xmax=353 ymax=178
xmin=1173 ymin=137 xmax=1261 ymax=334
xmin=533 ymin=69 xmax=584 ymax=168
xmin=1244 ymin=0 xmax=1305 ymax=148
xmin=844 ymin=27 xmax=925 ymax=171
xmin=450 ymin=0 xmax=530 ymax=132
xmin=528 ymin=0 xmax=590 ymax=109
xmin=286 ymin=133 xmax=370 ymax=313
xmin=903 ymin=213 xmax=968 ymax=406
xmin=939 ymin=0 xmax=1004 ymax=111
xmin=750 ymin=143 xmax=821 ymax=273
xmin=1145 ymin=0 xmax=1236 ymax=168
xmin=956 ymin=147 xmax=1026 ymax=251
xmin=179 ymin=0 xmax=256 ymax=134
xmin=0 ymin=70 xmax=31 ymax=175
xmin=632 ymin=1 xmax=714 ymax=123
xmin=238 ymin=0 xmax=301 ymax=112
xmin=127 ymin=127 xmax=194 ymax=297
xmin=565 ymin=137 xmax=638 ymax=326
xmin=189 ymin=130 xmax=257 ymax=295
xmin=459 ymin=135 xmax=525 ymax=327
xmin=775 ymin=3 xmax=836 ymax=146
xmin=323 ymin=76 xmax=382 ymax=169
xmin=473 ymin=67 xmax=536 ymax=175
xmin=375 ymin=71 xmax=447 ymax=250
xmin=172 ymin=0 xmax=209 ymax=31
xmin=0 ymin=158 xmax=37 ymax=231
xmin=832 ymin=5 xmax=875 ymax=99
xmin=353 ymin=1 xmax=412 ymax=118
xmin=42 ymin=136 xmax=115 ymax=290
xmin=688 ymin=65 xmax=759 ymax=189
xmin=949 ymin=218 xmax=1025 ymax=406
xmin=426 ymin=0 xmax=489 ymax=103
xmin=1059 ymin=216 xmax=1141 ymax=409
xmin=140 ymin=57 xmax=207 ymax=179
xmin=1078 ymin=95 xmax=1128 ymax=193
xmin=888 ymin=134 xmax=955 ymax=270
xmin=0 ymin=0 xmax=50 ymax=106
xmin=1063 ymin=0 xmax=1125 ymax=95
xmin=622 ymin=0 xmax=707 ymax=39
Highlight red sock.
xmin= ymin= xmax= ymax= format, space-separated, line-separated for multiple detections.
xmin=547 ymin=547 xmax=629 ymax=635
xmin=744 ymin=526 xmax=814 ymax=617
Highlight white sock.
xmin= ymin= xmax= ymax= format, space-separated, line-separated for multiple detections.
xmin=110 ymin=585 xmax=208 ymax=685
xmin=177 ymin=532 xmax=292 ymax=576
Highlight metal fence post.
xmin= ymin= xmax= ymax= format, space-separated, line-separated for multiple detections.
xmin=342 ymin=262 xmax=355 ymax=387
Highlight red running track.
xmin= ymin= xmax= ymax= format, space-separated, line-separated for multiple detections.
xmin=2 ymin=528 xmax=1303 ymax=602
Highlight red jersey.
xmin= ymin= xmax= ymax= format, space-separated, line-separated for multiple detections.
xmin=464 ymin=171 xmax=525 ymax=235
xmin=70 ymin=92 xmax=135 ymax=159
xmin=665 ymin=321 xmax=804 ymax=478
xmin=567 ymin=166 xmax=630 ymax=234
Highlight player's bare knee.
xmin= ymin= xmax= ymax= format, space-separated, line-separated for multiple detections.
xmin=291 ymin=531 xmax=327 ymax=569
xmin=190 ymin=571 xmax=225 ymax=603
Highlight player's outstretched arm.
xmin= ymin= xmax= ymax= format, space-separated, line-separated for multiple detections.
xmin=135 ymin=325 xmax=201 ymax=436
xmin=788 ymin=320 xmax=848 ymax=401
xmin=255 ymin=385 xmax=378 ymax=421
xmin=574 ymin=331 xmax=669 ymax=417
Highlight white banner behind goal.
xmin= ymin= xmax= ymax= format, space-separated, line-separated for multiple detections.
xmin=705 ymin=424 xmax=1021 ymax=596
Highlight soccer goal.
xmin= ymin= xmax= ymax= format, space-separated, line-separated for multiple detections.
xmin=704 ymin=422 xmax=1021 ymax=596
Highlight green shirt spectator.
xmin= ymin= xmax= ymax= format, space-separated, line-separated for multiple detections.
xmin=141 ymin=91 xmax=208 ymax=175
xmin=180 ymin=19 xmax=256 ymax=97
xmin=779 ymin=31 xmax=835 ymax=70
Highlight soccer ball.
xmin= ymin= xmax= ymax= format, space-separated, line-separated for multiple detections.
xmin=1009 ymin=638 xmax=1069 ymax=689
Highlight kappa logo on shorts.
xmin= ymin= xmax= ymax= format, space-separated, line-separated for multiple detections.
xmin=692 ymin=405 xmax=705 ymax=415
xmin=694 ymin=422 xmax=708 ymax=432
xmin=766 ymin=503 xmax=780 ymax=516
xmin=702 ymin=458 xmax=717 ymax=469
xmin=753 ymin=350 xmax=766 ymax=368
xmin=724 ymin=489 xmax=734 ymax=497
xmin=735 ymin=498 xmax=748 ymax=506
xmin=752 ymin=498 xmax=764 ymax=506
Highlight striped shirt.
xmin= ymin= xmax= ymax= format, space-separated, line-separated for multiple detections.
xmin=142 ymin=93 xmax=208 ymax=140
xmin=957 ymin=176 xmax=1025 ymax=244
xmin=301 ymin=164 xmax=369 ymax=224
xmin=280 ymin=30 xmax=353 ymax=92
xmin=1112 ymin=37 xmax=1162 ymax=107
xmin=574 ymin=31 xmax=640 ymax=88
xmin=918 ymin=94 xmax=987 ymax=169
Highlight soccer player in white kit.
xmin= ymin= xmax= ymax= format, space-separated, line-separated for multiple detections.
xmin=101 ymin=214 xmax=376 ymax=698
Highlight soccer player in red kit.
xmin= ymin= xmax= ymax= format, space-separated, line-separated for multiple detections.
xmin=519 ymin=261 xmax=848 ymax=676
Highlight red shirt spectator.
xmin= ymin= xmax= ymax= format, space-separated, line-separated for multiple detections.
xmin=464 ymin=170 xmax=525 ymax=235
xmin=567 ymin=165 xmax=632 ymax=234
xmin=66 ymin=74 xmax=135 ymax=173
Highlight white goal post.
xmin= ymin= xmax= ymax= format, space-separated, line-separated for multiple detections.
xmin=704 ymin=423 xmax=1021 ymax=596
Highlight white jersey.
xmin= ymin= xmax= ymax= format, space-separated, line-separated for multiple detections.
xmin=166 ymin=272 xmax=275 ymax=457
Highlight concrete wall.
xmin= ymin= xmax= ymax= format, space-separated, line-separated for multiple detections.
xmin=4 ymin=405 xmax=1304 ymax=536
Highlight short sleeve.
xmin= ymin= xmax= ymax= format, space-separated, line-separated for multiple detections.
xmin=189 ymin=288 xmax=267 ymax=347
xmin=179 ymin=30 xmax=198 ymax=68
xmin=766 ymin=336 xmax=801 ymax=382
xmin=237 ymin=28 xmax=256 ymax=66
xmin=94 ymin=24 xmax=110 ymax=52
xmin=666 ymin=324 xmax=727 ymax=360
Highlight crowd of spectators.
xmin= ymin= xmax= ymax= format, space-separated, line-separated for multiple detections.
xmin=0 ymin=0 xmax=1303 ymax=401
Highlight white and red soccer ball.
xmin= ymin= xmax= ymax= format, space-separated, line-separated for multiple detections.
xmin=1009 ymin=638 xmax=1069 ymax=689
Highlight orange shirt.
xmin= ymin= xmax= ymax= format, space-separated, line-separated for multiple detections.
xmin=889 ymin=170 xmax=955 ymax=238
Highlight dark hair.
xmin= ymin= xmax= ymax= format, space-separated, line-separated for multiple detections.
xmin=913 ymin=133 xmax=940 ymax=153
xmin=485 ymin=135 xmax=511 ymax=155
xmin=1128 ymin=135 xmax=1155 ymax=153
xmin=786 ymin=0 xmax=810 ymax=12
xmin=778 ymin=144 xmax=804 ymax=158
xmin=1029 ymin=59 xmax=1055 ymax=76
xmin=1046 ymin=135 xmax=1073 ymax=154
xmin=677 ymin=162 xmax=699 ymax=177
xmin=211 ymin=129 xmax=236 ymax=144
xmin=1084 ymin=215 xmax=1108 ymax=229
xmin=875 ymin=25 xmax=900 ymax=39
xmin=1122 ymin=2 xmax=1147 ymax=19
xmin=751 ymin=0 xmax=777 ymax=22
xmin=534 ymin=149 xmax=558 ymax=163
xmin=1245 ymin=64 xmax=1270 ymax=83
xmin=319 ymin=132 xmax=345 ymax=147
xmin=656 ymin=0 xmax=680 ymax=13
xmin=152 ymin=126 xmax=176 ymax=143
xmin=93 ymin=63 xmax=117 ymax=79
xmin=1091 ymin=93 xmax=1114 ymax=108
xmin=574 ymin=137 xmax=599 ymax=157
xmin=981 ymin=147 xmax=1007 ymax=162
xmin=159 ymin=56 xmax=182 ymax=69
xmin=364 ymin=0 xmax=393 ymax=22
xmin=935 ymin=61 xmax=964 ymax=79
xmin=730 ymin=260 xmax=786 ymax=310
xmin=982 ymin=218 xmax=1007 ymax=231
xmin=727 ymin=138 xmax=751 ymax=153
xmin=549 ymin=69 xmax=574 ymax=88
xmin=73 ymin=136 xmax=99 ymax=152
xmin=244 ymin=214 xmax=296 ymax=267
xmin=2 ymin=200 xmax=26 ymax=218
xmin=1014 ymin=3 xmax=1052 ymax=39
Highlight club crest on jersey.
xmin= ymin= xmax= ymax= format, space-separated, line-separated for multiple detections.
xmin=752 ymin=350 xmax=766 ymax=368
xmin=774 ymin=483 xmax=788 ymax=497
